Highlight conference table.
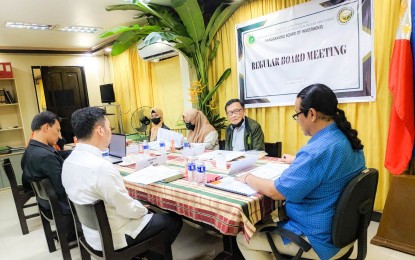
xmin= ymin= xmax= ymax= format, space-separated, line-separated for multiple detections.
xmin=117 ymin=152 xmax=278 ymax=259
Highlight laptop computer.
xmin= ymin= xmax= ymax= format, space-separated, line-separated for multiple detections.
xmin=103 ymin=133 xmax=126 ymax=164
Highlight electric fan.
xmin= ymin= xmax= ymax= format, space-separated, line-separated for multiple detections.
xmin=130 ymin=106 xmax=152 ymax=138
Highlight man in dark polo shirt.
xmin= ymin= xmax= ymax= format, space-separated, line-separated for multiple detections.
xmin=21 ymin=111 xmax=71 ymax=214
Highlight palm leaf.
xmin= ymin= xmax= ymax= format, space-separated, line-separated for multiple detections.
xmin=174 ymin=36 xmax=197 ymax=55
xmin=99 ymin=25 xmax=161 ymax=38
xmin=150 ymin=5 xmax=188 ymax=36
xmin=112 ymin=31 xmax=143 ymax=55
xmin=200 ymin=3 xmax=226 ymax=57
xmin=106 ymin=3 xmax=158 ymax=17
xmin=208 ymin=40 xmax=220 ymax=61
xmin=171 ymin=0 xmax=205 ymax=42
xmin=143 ymin=32 xmax=178 ymax=45
xmin=202 ymin=68 xmax=231 ymax=106
xmin=207 ymin=1 xmax=248 ymax=48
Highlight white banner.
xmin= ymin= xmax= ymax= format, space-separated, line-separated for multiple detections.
xmin=236 ymin=0 xmax=374 ymax=108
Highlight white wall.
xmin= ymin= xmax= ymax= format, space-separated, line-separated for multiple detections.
xmin=0 ymin=53 xmax=110 ymax=142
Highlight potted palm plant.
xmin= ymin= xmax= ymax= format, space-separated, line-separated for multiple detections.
xmin=100 ymin=0 xmax=248 ymax=131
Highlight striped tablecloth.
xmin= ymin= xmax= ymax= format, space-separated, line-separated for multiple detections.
xmin=117 ymin=153 xmax=278 ymax=241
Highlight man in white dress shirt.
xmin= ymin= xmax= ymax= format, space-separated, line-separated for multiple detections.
xmin=62 ymin=107 xmax=182 ymax=258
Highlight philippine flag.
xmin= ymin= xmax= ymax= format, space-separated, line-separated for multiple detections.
xmin=385 ymin=0 xmax=415 ymax=175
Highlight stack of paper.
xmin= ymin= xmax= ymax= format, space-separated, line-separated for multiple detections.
xmin=123 ymin=165 xmax=181 ymax=185
xmin=196 ymin=150 xmax=244 ymax=161
xmin=157 ymin=128 xmax=183 ymax=148
xmin=205 ymin=163 xmax=290 ymax=196
xmin=243 ymin=163 xmax=289 ymax=180
xmin=181 ymin=144 xmax=205 ymax=158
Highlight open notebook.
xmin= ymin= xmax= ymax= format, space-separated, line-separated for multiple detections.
xmin=205 ymin=163 xmax=289 ymax=196
xmin=123 ymin=165 xmax=182 ymax=185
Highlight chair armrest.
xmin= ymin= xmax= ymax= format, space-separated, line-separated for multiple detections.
xmin=260 ymin=225 xmax=312 ymax=252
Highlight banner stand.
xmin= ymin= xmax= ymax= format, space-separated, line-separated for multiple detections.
xmin=371 ymin=175 xmax=415 ymax=255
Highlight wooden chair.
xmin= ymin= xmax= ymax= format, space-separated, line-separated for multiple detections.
xmin=31 ymin=178 xmax=77 ymax=260
xmin=68 ymin=199 xmax=173 ymax=260
xmin=265 ymin=142 xmax=282 ymax=158
xmin=2 ymin=158 xmax=39 ymax=235
xmin=260 ymin=168 xmax=379 ymax=260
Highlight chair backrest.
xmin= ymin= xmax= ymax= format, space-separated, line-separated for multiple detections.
xmin=31 ymin=178 xmax=62 ymax=217
xmin=218 ymin=140 xmax=225 ymax=150
xmin=332 ymin=168 xmax=379 ymax=247
xmin=3 ymin=158 xmax=18 ymax=189
xmin=265 ymin=142 xmax=282 ymax=158
xmin=68 ymin=199 xmax=115 ymax=254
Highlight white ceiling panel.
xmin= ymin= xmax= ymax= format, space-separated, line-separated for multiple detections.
xmin=0 ymin=0 xmax=143 ymax=51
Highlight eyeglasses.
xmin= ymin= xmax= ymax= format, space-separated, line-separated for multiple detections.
xmin=292 ymin=110 xmax=304 ymax=121
xmin=226 ymin=108 xmax=244 ymax=116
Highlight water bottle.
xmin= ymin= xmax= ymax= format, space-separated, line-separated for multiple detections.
xmin=170 ymin=139 xmax=175 ymax=152
xmin=183 ymin=137 xmax=190 ymax=150
xmin=138 ymin=142 xmax=143 ymax=154
xmin=143 ymin=140 xmax=150 ymax=155
xmin=183 ymin=158 xmax=189 ymax=178
xmin=196 ymin=160 xmax=206 ymax=186
xmin=187 ymin=157 xmax=196 ymax=183
xmin=159 ymin=139 xmax=166 ymax=154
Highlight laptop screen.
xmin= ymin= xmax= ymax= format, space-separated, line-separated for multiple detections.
xmin=109 ymin=134 xmax=126 ymax=158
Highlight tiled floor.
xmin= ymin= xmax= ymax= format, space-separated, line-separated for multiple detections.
xmin=0 ymin=188 xmax=414 ymax=260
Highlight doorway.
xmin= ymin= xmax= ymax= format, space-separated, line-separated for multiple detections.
xmin=31 ymin=66 xmax=89 ymax=143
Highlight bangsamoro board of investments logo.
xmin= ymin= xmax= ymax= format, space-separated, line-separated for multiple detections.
xmin=337 ymin=7 xmax=354 ymax=24
xmin=246 ymin=35 xmax=255 ymax=46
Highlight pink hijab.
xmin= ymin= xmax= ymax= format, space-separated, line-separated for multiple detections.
xmin=182 ymin=108 xmax=216 ymax=143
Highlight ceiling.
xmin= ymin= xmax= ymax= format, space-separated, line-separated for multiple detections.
xmin=0 ymin=0 xmax=158 ymax=53
xmin=0 ymin=0 xmax=225 ymax=54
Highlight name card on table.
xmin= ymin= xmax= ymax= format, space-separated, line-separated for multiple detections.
xmin=181 ymin=144 xmax=205 ymax=158
xmin=135 ymin=154 xmax=167 ymax=171
xmin=228 ymin=155 xmax=258 ymax=175
xmin=157 ymin=128 xmax=183 ymax=148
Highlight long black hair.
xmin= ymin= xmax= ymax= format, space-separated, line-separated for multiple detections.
xmin=297 ymin=84 xmax=363 ymax=151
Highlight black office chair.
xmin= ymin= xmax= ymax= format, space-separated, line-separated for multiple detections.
xmin=218 ymin=140 xmax=226 ymax=150
xmin=2 ymin=158 xmax=39 ymax=235
xmin=31 ymin=178 xmax=77 ymax=260
xmin=68 ymin=199 xmax=173 ymax=260
xmin=260 ymin=168 xmax=379 ymax=260
xmin=265 ymin=142 xmax=282 ymax=158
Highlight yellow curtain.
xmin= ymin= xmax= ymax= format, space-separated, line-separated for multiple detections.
xmin=35 ymin=79 xmax=47 ymax=111
xmin=150 ymin=56 xmax=184 ymax=129
xmin=209 ymin=0 xmax=400 ymax=211
xmin=110 ymin=47 xmax=154 ymax=133
xmin=111 ymin=49 xmax=184 ymax=134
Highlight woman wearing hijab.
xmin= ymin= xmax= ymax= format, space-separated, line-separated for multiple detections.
xmin=182 ymin=108 xmax=218 ymax=150
xmin=150 ymin=107 xmax=170 ymax=141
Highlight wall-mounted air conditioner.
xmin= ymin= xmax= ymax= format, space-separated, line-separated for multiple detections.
xmin=137 ymin=40 xmax=178 ymax=62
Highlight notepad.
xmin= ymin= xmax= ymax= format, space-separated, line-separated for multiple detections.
xmin=205 ymin=163 xmax=290 ymax=196
xmin=245 ymin=163 xmax=289 ymax=180
xmin=205 ymin=177 xmax=257 ymax=196
xmin=123 ymin=165 xmax=181 ymax=185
